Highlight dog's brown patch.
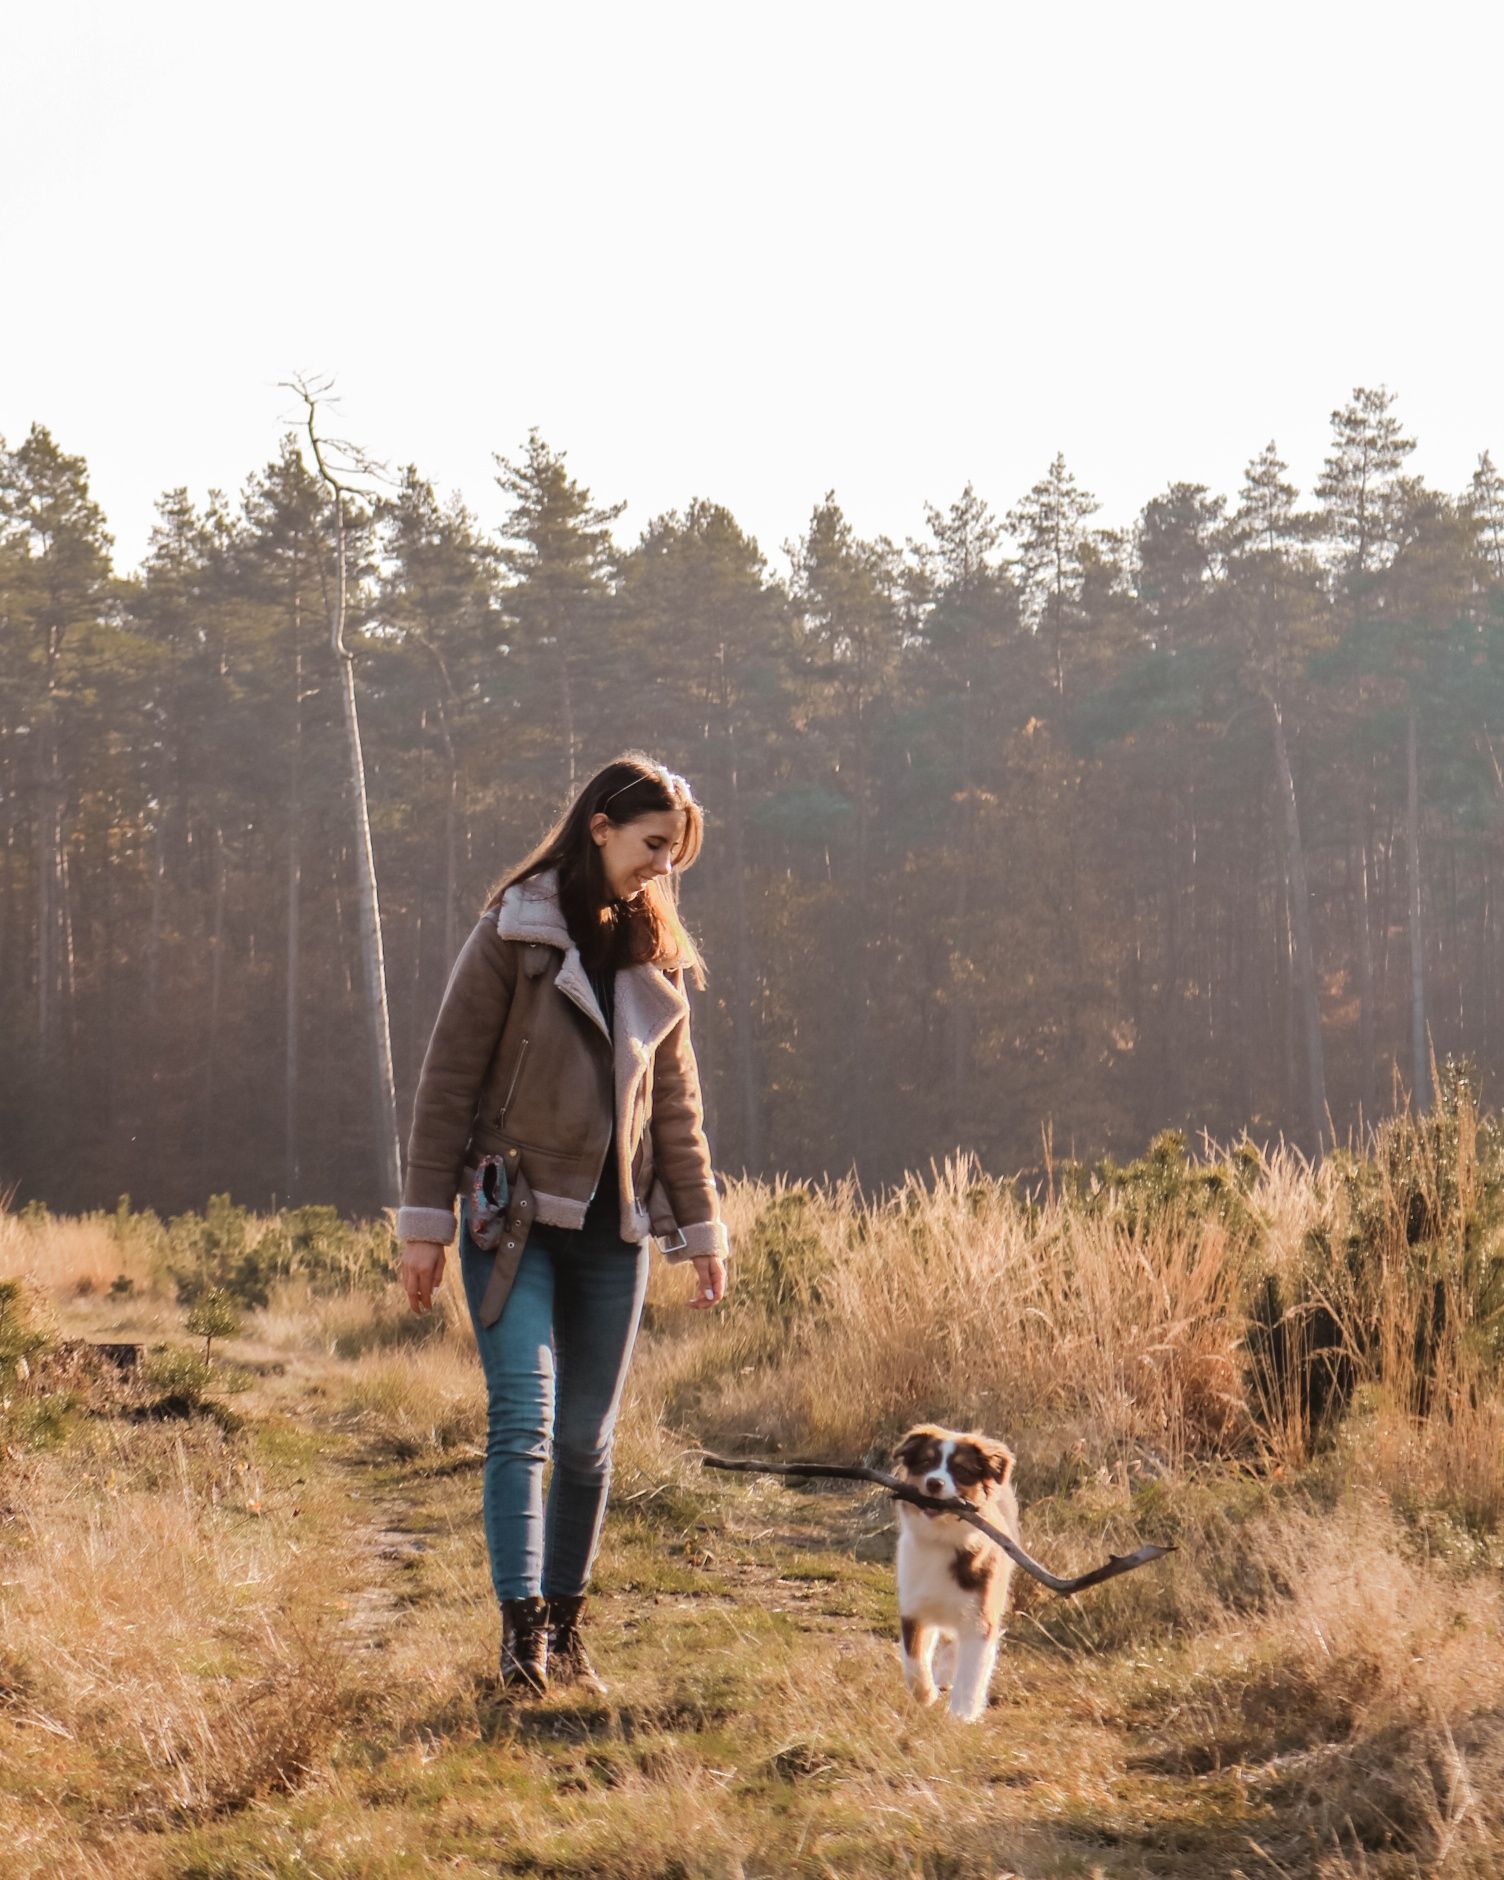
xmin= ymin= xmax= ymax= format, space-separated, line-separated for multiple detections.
xmin=893 ymin=1427 xmax=944 ymax=1476
xmin=953 ymin=1436 xmax=1015 ymax=1488
xmin=949 ymin=1541 xmax=995 ymax=1597
xmin=947 ymin=1443 xmax=987 ymax=1489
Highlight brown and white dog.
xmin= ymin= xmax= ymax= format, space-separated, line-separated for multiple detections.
xmin=891 ymin=1423 xmax=1019 ymax=1722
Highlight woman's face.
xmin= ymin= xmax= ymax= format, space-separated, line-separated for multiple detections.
xmin=590 ymin=807 xmax=687 ymax=902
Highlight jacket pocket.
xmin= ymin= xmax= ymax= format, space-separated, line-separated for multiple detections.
xmin=495 ymin=1036 xmax=530 ymax=1125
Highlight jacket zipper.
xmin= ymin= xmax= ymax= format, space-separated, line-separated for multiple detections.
xmin=497 ymin=1037 xmax=530 ymax=1123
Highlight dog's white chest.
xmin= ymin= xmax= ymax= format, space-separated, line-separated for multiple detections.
xmin=896 ymin=1514 xmax=994 ymax=1625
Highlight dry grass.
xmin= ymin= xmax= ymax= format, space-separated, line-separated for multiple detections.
xmin=0 ymin=1206 xmax=161 ymax=1299
xmin=1120 ymin=1496 xmax=1504 ymax=1872
xmin=5 ymin=1089 xmax=1504 ymax=1874
xmin=334 ymin=1340 xmax=488 ymax=1459
xmin=667 ymin=1153 xmax=1260 ymax=1475
xmin=0 ymin=1415 xmax=353 ymax=1863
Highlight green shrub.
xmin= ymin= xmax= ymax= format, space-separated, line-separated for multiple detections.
xmin=143 ymin=1343 xmax=215 ymax=1406
xmin=246 ymin=1204 xmax=396 ymax=1293
xmin=108 ymin=1192 xmax=169 ymax=1270
xmin=1247 ymin=1058 xmax=1504 ymax=1450
xmin=167 ymin=1194 xmax=396 ymax=1307
xmin=186 ymin=1287 xmax=243 ymax=1364
xmin=0 ymin=1279 xmax=64 ymax=1449
xmin=729 ymin=1185 xmax=831 ymax=1323
xmin=168 ymin=1193 xmax=268 ymax=1307
xmin=0 ymin=1277 xmax=55 ymax=1376
xmin=1056 ymin=1128 xmax=1264 ymax=1240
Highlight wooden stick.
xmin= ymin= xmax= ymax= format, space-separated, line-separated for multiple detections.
xmin=698 ymin=1452 xmax=1174 ymax=1597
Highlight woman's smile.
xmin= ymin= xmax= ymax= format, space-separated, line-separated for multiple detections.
xmin=594 ymin=806 xmax=687 ymax=903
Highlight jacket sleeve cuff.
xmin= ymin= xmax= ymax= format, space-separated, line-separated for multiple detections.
xmin=397 ymin=1204 xmax=458 ymax=1245
xmin=658 ymin=1218 xmax=729 ymax=1263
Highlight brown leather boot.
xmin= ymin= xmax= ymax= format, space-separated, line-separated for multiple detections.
xmin=546 ymin=1593 xmax=608 ymax=1697
xmin=499 ymin=1595 xmax=549 ymax=1695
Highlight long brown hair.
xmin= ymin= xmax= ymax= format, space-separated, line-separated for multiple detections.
xmin=483 ymin=753 xmax=707 ymax=986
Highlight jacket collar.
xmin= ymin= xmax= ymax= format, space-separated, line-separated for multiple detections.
xmin=493 ymin=867 xmax=688 ymax=1051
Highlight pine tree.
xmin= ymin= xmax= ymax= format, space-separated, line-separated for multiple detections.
xmin=1467 ymin=450 xmax=1504 ymax=584
xmin=788 ymin=493 xmax=904 ymax=1151
xmin=1005 ymin=452 xmax=1099 ymax=702
xmin=616 ymin=499 xmax=791 ymax=1168
xmin=1135 ymin=482 xmax=1226 ymax=648
xmin=494 ymin=431 xmax=623 ymax=796
xmin=1371 ymin=485 xmax=1484 ymax=1113
xmin=905 ymin=484 xmax=1019 ymax=1140
xmin=0 ymin=425 xmax=117 ymax=1141
xmin=375 ymin=468 xmax=501 ymax=976
xmin=239 ymin=438 xmax=341 ymax=1201
xmin=1315 ymin=384 xmax=1416 ymax=583
xmin=1227 ymin=442 xmax=1331 ymax=1147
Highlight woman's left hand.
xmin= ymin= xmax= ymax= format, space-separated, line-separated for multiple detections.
xmin=689 ymin=1253 xmax=727 ymax=1309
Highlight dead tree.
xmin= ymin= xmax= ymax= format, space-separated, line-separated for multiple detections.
xmin=283 ymin=375 xmax=401 ymax=1208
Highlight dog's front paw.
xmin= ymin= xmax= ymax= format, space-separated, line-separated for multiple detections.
xmin=932 ymin=1638 xmax=956 ymax=1693
xmin=901 ymin=1657 xmax=941 ymax=1707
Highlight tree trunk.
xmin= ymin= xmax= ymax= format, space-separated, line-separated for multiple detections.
xmin=1483 ymin=855 xmax=1495 ymax=1077
xmin=297 ymin=391 xmax=402 ymax=1207
xmin=948 ymin=681 xmax=975 ymax=1141
xmin=1377 ymin=814 xmax=1396 ymax=994
xmin=0 ymin=790 xmax=12 ymax=991
xmin=429 ymin=685 xmax=461 ymax=970
xmin=1271 ymin=804 xmax=1297 ymax=1125
xmin=1407 ymin=701 xmax=1430 ymax=1112
xmin=329 ymin=502 xmax=401 ymax=1206
xmin=412 ymin=639 xmax=464 ymax=967
xmin=201 ymin=818 xmax=227 ymax=1168
xmin=285 ymin=615 xmax=304 ymax=1200
xmin=1161 ymin=816 xmax=1183 ymax=1126
xmin=1236 ymin=811 xmax=1260 ymax=1124
xmin=850 ymin=690 xmax=872 ymax=1147
xmin=723 ymin=696 xmax=763 ymax=1172
xmin=1352 ymin=824 xmax=1377 ymax=1132
xmin=60 ymin=814 xmax=78 ymax=1044
xmin=1265 ymin=691 xmax=1328 ymax=1148
xmin=35 ymin=708 xmax=61 ymax=1062
xmin=560 ymin=638 xmax=577 ymax=795
xmin=146 ymin=783 xmax=166 ymax=1030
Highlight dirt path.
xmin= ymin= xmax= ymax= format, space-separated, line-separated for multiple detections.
xmin=339 ymin=1496 xmax=430 ymax=1648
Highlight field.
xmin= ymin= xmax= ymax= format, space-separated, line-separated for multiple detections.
xmin=4 ymin=1078 xmax=1504 ymax=1878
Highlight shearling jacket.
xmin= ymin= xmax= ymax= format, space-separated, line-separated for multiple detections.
xmin=394 ymin=868 xmax=728 ymax=1266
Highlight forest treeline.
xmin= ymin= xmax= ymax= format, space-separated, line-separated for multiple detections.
xmin=3 ymin=386 xmax=1503 ymax=1218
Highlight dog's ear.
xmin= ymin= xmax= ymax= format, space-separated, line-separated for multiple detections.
xmin=983 ymin=1440 xmax=1015 ymax=1487
xmin=892 ymin=1427 xmax=934 ymax=1472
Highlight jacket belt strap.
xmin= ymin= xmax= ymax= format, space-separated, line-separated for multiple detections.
xmin=477 ymin=1171 xmax=535 ymax=1327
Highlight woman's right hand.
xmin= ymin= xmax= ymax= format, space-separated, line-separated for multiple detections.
xmin=401 ymin=1238 xmax=447 ymax=1314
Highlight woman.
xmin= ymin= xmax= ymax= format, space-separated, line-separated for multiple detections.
xmin=396 ymin=753 xmax=729 ymax=1698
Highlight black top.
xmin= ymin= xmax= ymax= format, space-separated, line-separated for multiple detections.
xmin=587 ymin=960 xmax=616 ymax=1040
xmin=583 ymin=960 xmax=618 ymax=1232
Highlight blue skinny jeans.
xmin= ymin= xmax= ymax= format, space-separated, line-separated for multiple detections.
xmin=458 ymin=1189 xmax=650 ymax=1603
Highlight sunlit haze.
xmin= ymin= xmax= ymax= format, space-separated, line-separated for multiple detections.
xmin=5 ymin=0 xmax=1499 ymax=570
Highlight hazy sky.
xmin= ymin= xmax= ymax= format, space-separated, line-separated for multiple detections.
xmin=5 ymin=1 xmax=1500 ymax=575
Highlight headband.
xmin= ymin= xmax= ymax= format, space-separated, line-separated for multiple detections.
xmin=602 ymin=765 xmax=690 ymax=810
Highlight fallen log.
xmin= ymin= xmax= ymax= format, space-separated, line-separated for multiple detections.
xmin=699 ymin=1452 xmax=1173 ymax=1597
